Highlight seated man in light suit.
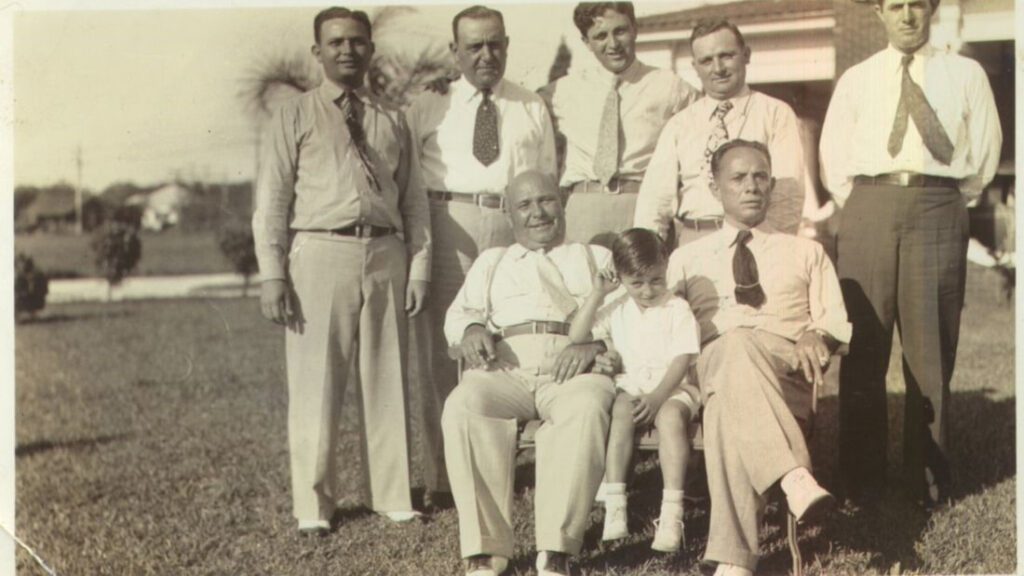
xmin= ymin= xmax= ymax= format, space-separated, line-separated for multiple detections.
xmin=442 ymin=170 xmax=616 ymax=576
xmin=667 ymin=140 xmax=851 ymax=576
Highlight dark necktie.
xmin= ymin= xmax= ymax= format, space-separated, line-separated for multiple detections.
xmin=732 ymin=229 xmax=765 ymax=308
xmin=473 ymin=89 xmax=499 ymax=166
xmin=887 ymin=54 xmax=954 ymax=165
xmin=593 ymin=77 xmax=621 ymax=187
xmin=338 ymin=91 xmax=381 ymax=192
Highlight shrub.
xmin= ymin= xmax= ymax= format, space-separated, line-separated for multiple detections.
xmin=91 ymin=221 xmax=142 ymax=300
xmin=14 ymin=253 xmax=49 ymax=320
xmin=217 ymin=222 xmax=258 ymax=297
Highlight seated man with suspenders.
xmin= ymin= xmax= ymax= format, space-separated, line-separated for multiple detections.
xmin=442 ymin=170 xmax=616 ymax=576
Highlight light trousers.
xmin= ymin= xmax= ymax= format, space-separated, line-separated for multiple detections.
xmin=415 ymin=197 xmax=514 ymax=492
xmin=441 ymin=334 xmax=615 ymax=559
xmin=286 ymin=232 xmax=413 ymax=522
xmin=564 ymin=189 xmax=638 ymax=249
xmin=697 ymin=329 xmax=813 ymax=571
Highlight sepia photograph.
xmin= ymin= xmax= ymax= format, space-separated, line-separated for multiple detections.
xmin=4 ymin=0 xmax=1018 ymax=574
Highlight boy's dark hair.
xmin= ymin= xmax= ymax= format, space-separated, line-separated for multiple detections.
xmin=572 ymin=2 xmax=636 ymax=37
xmin=452 ymin=5 xmax=505 ymax=41
xmin=689 ymin=17 xmax=746 ymax=50
xmin=611 ymin=228 xmax=669 ymax=277
xmin=710 ymin=139 xmax=772 ymax=177
xmin=314 ymin=7 xmax=372 ymax=44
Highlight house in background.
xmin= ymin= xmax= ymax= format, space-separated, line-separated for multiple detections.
xmin=634 ymin=0 xmax=1016 ymax=209
xmin=127 ymin=182 xmax=194 ymax=231
xmin=16 ymin=185 xmax=105 ymax=233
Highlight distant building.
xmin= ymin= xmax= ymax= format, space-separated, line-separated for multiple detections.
xmin=17 ymin=185 xmax=105 ymax=233
xmin=128 ymin=183 xmax=194 ymax=231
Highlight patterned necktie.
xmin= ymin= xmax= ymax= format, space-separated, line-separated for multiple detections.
xmin=535 ymin=252 xmax=578 ymax=319
xmin=593 ymin=77 xmax=621 ymax=187
xmin=887 ymin=54 xmax=954 ymax=165
xmin=473 ymin=88 xmax=500 ymax=166
xmin=732 ymin=229 xmax=765 ymax=308
xmin=704 ymin=100 xmax=734 ymax=184
xmin=338 ymin=91 xmax=381 ymax=192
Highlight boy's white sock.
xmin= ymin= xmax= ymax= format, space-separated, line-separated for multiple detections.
xmin=602 ymin=483 xmax=629 ymax=541
xmin=662 ymin=489 xmax=685 ymax=508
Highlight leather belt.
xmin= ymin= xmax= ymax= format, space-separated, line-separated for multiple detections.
xmin=677 ymin=217 xmax=724 ymax=231
xmin=498 ymin=321 xmax=570 ymax=339
xmin=326 ymin=224 xmax=395 ymax=238
xmin=570 ymin=179 xmax=641 ymax=195
xmin=428 ymin=190 xmax=506 ymax=210
xmin=854 ymin=172 xmax=959 ymax=189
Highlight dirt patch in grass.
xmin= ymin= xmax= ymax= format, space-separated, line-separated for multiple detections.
xmin=14 ymin=265 xmax=1014 ymax=575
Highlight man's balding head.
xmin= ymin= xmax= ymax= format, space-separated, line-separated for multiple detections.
xmin=506 ymin=171 xmax=565 ymax=250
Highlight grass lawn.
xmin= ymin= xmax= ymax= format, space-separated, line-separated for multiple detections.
xmin=14 ymin=264 xmax=1015 ymax=575
xmin=14 ymin=230 xmax=234 ymax=278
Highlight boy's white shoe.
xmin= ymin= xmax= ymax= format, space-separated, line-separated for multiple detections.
xmin=713 ymin=563 xmax=754 ymax=576
xmin=650 ymin=504 xmax=685 ymax=552
xmin=594 ymin=482 xmax=608 ymax=505
xmin=601 ymin=497 xmax=629 ymax=541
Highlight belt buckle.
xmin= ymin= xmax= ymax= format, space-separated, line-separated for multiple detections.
xmin=897 ymin=172 xmax=912 ymax=187
xmin=605 ymin=178 xmax=621 ymax=195
xmin=477 ymin=194 xmax=504 ymax=210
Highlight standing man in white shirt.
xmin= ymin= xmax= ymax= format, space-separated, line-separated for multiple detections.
xmin=634 ymin=18 xmax=805 ymax=249
xmin=820 ymin=0 xmax=1001 ymax=507
xmin=543 ymin=1 xmax=698 ymax=248
xmin=405 ymin=5 xmax=557 ymax=509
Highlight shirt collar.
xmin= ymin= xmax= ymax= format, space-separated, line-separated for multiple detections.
xmin=721 ymin=219 xmax=774 ymax=247
xmin=318 ymin=79 xmax=372 ymax=105
xmin=454 ymin=76 xmax=506 ymax=104
xmin=701 ymin=84 xmax=751 ymax=120
xmin=884 ymin=42 xmax=936 ymax=73
xmin=508 ymin=241 xmax=567 ymax=259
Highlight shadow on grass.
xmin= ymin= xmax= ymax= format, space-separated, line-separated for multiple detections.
xmin=18 ymin=310 xmax=134 ymax=325
xmin=16 ymin=433 xmax=131 ymax=458
xmin=802 ymin=388 xmax=1015 ymax=573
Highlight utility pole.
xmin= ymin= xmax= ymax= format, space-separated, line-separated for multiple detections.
xmin=75 ymin=145 xmax=83 ymax=235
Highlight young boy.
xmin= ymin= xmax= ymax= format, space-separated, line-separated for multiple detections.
xmin=569 ymin=228 xmax=701 ymax=552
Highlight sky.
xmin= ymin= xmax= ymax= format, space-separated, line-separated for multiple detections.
xmin=11 ymin=0 xmax=725 ymax=191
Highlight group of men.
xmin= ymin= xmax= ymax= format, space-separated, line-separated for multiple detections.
xmin=251 ymin=2 xmax=1001 ymax=575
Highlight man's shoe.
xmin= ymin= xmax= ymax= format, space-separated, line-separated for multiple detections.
xmin=536 ymin=551 xmax=572 ymax=576
xmin=650 ymin=505 xmax=685 ymax=552
xmin=426 ymin=490 xmax=455 ymax=512
xmin=381 ymin=510 xmax=425 ymax=523
xmin=601 ymin=498 xmax=629 ymax=541
xmin=781 ymin=467 xmax=834 ymax=523
xmin=712 ymin=562 xmax=754 ymax=576
xmin=297 ymin=519 xmax=330 ymax=537
xmin=465 ymin=554 xmax=508 ymax=576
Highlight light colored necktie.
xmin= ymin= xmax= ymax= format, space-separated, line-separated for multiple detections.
xmin=887 ymin=54 xmax=954 ymax=165
xmin=338 ymin=91 xmax=381 ymax=192
xmin=704 ymin=100 xmax=734 ymax=184
xmin=473 ymin=88 xmax=500 ymax=166
xmin=535 ymin=252 xmax=578 ymax=319
xmin=593 ymin=77 xmax=621 ymax=187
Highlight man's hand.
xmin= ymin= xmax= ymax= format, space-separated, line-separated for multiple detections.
xmin=260 ymin=279 xmax=293 ymax=325
xmin=406 ymin=280 xmax=429 ymax=317
xmin=460 ymin=324 xmax=496 ymax=370
xmin=552 ymin=342 xmax=603 ymax=383
xmin=794 ymin=330 xmax=831 ymax=386
xmin=592 ymin=349 xmax=622 ymax=377
xmin=632 ymin=392 xmax=667 ymax=427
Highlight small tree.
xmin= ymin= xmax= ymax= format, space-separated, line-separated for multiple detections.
xmin=91 ymin=221 xmax=141 ymax=301
xmin=218 ymin=221 xmax=258 ymax=297
xmin=14 ymin=253 xmax=49 ymax=321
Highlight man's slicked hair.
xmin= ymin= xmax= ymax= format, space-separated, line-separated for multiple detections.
xmin=874 ymin=0 xmax=940 ymax=7
xmin=572 ymin=2 xmax=636 ymax=37
xmin=314 ymin=7 xmax=372 ymax=44
xmin=690 ymin=17 xmax=746 ymax=50
xmin=710 ymin=139 xmax=772 ymax=177
xmin=451 ymin=5 xmax=506 ymax=41
xmin=611 ymin=228 xmax=670 ymax=278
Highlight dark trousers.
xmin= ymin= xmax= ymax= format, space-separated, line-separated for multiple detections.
xmin=836 ymin=183 xmax=968 ymax=501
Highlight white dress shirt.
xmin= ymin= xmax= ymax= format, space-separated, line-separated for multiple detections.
xmin=592 ymin=293 xmax=701 ymax=395
xmin=406 ymin=77 xmax=556 ymax=194
xmin=819 ymin=44 xmax=1002 ymax=204
xmin=668 ymin=222 xmax=851 ymax=346
xmin=634 ymin=87 xmax=806 ymax=232
xmin=445 ymin=242 xmax=613 ymax=346
xmin=546 ymin=60 xmax=699 ymax=187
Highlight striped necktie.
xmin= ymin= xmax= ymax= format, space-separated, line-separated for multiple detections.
xmin=704 ymin=100 xmax=734 ymax=184
xmin=338 ymin=91 xmax=381 ymax=192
